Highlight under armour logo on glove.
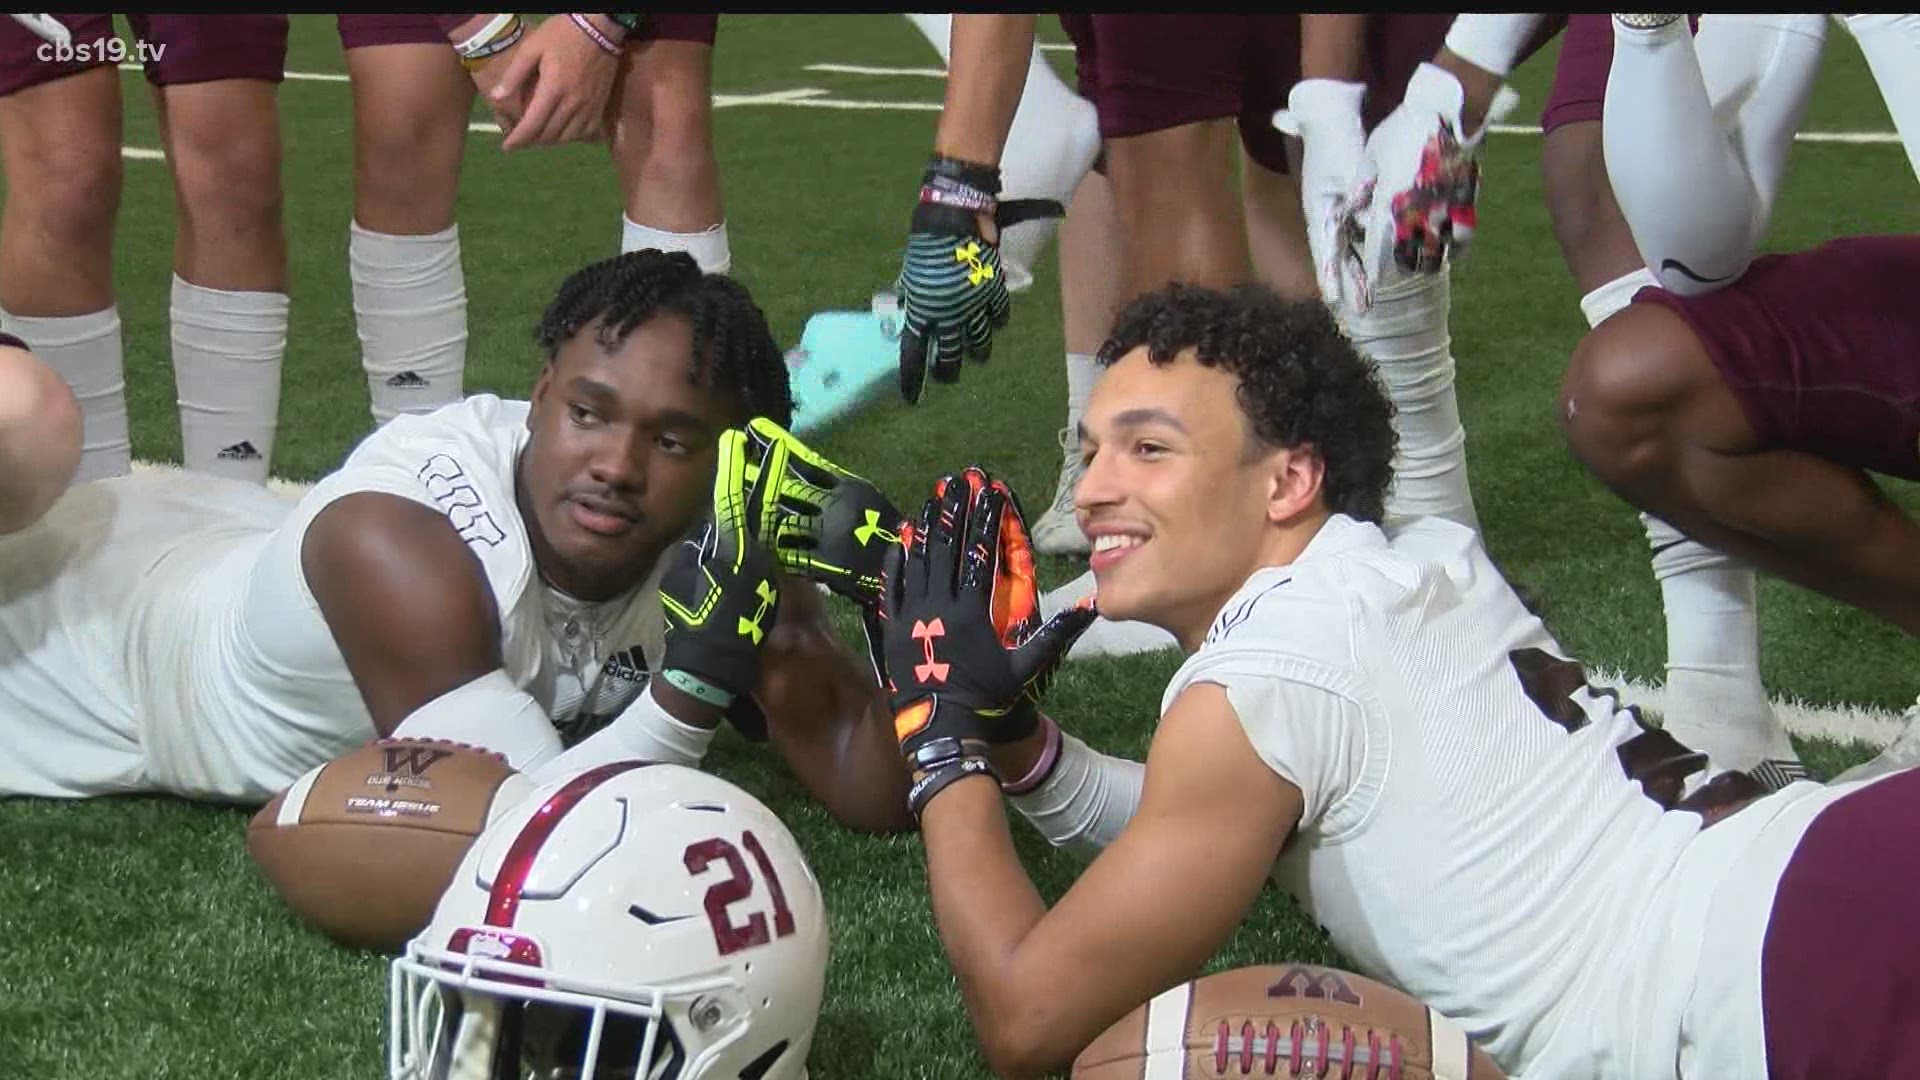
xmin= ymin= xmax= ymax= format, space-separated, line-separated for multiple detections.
xmin=954 ymin=240 xmax=996 ymax=287
xmin=855 ymin=508 xmax=899 ymax=548
xmin=911 ymin=618 xmax=950 ymax=683
xmin=736 ymin=579 xmax=778 ymax=645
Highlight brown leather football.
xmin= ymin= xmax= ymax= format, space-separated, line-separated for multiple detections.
xmin=246 ymin=738 xmax=530 ymax=953
xmin=1074 ymin=964 xmax=1505 ymax=1079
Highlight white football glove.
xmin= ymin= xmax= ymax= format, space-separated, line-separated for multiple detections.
xmin=9 ymin=15 xmax=69 ymax=48
xmin=1272 ymin=78 xmax=1370 ymax=311
xmin=1350 ymin=62 xmax=1520 ymax=303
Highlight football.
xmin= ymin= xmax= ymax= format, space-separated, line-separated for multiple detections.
xmin=246 ymin=738 xmax=531 ymax=953
xmin=1074 ymin=964 xmax=1504 ymax=1079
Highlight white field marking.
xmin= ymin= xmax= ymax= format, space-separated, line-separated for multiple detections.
xmin=109 ymin=61 xmax=1902 ymax=145
xmin=1039 ymin=42 xmax=1073 ymax=52
xmin=116 ymin=61 xmax=348 ymax=82
xmin=121 ymin=147 xmax=162 ymax=160
xmin=1592 ymin=667 xmax=1906 ymax=750
xmin=805 ymin=62 xmax=947 ymax=78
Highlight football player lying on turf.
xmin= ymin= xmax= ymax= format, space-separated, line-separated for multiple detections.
xmin=877 ymin=283 xmax=1917 ymax=1079
xmin=0 ymin=331 xmax=81 ymax=535
xmin=0 ymin=248 xmax=912 ymax=833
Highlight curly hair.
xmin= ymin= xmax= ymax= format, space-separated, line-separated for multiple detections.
xmin=1096 ymin=283 xmax=1397 ymax=523
xmin=534 ymin=249 xmax=793 ymax=428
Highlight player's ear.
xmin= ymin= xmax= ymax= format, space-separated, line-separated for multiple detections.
xmin=1265 ymin=443 xmax=1325 ymax=526
xmin=528 ymin=364 xmax=554 ymax=428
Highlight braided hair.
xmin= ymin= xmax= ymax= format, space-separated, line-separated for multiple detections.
xmin=534 ymin=249 xmax=793 ymax=427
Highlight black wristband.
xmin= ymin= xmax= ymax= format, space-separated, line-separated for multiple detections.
xmin=924 ymin=154 xmax=1002 ymax=197
xmin=606 ymin=13 xmax=644 ymax=33
xmin=0 ymin=331 xmax=26 ymax=352
xmin=908 ymin=756 xmax=999 ymax=819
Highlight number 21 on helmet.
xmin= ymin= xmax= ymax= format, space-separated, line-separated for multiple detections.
xmin=389 ymin=762 xmax=829 ymax=1080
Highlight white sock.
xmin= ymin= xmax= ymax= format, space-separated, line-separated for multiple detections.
xmin=1065 ymin=352 xmax=1100 ymax=432
xmin=904 ymin=13 xmax=1100 ymax=291
xmin=1842 ymin=14 xmax=1920 ymax=182
xmin=171 ymin=275 xmax=288 ymax=484
xmin=1643 ymin=514 xmax=1797 ymax=775
xmin=0 ymin=306 xmax=129 ymax=482
xmin=1343 ymin=266 xmax=1477 ymax=531
xmin=1603 ymin=16 xmax=1821 ymax=295
xmin=350 ymin=221 xmax=467 ymax=426
xmin=621 ymin=217 xmax=731 ymax=274
xmin=1579 ymin=269 xmax=1798 ymax=778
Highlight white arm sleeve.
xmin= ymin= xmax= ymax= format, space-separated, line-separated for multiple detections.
xmin=1443 ymin=13 xmax=1546 ymax=77
xmin=527 ymin=680 xmax=718 ymax=788
xmin=391 ymin=669 xmax=563 ymax=773
xmin=1008 ymin=732 xmax=1146 ymax=862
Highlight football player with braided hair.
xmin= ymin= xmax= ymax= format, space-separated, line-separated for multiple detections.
xmin=0 ymin=248 xmax=914 ymax=835
xmin=882 ymin=282 xmax=1917 ymax=1079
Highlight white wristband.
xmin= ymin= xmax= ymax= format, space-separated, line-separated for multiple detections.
xmin=1442 ymin=13 xmax=1545 ymax=78
xmin=455 ymin=12 xmax=518 ymax=58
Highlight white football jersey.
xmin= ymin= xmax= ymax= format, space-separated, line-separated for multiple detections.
xmin=1160 ymin=513 xmax=1847 ymax=1078
xmin=0 ymin=395 xmax=665 ymax=803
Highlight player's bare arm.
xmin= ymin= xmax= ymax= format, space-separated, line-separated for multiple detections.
xmin=937 ymin=14 xmax=1038 ymax=171
xmin=923 ymin=682 xmax=1300 ymax=1078
xmin=1300 ymin=14 xmax=1369 ymax=81
xmin=300 ymin=490 xmax=505 ymax=732
xmin=755 ymin=574 xmax=914 ymax=834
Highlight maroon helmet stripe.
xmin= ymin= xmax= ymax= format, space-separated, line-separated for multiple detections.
xmin=485 ymin=761 xmax=652 ymax=927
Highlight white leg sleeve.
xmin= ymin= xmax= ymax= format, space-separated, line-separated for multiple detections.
xmin=1842 ymin=14 xmax=1920 ymax=182
xmin=1344 ymin=266 xmax=1477 ymax=530
xmin=1603 ymin=15 xmax=1823 ymax=295
xmin=0 ymin=306 xmax=128 ymax=482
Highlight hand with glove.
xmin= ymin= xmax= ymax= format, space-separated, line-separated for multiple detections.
xmin=742 ymin=416 xmax=904 ymax=607
xmin=1351 ymin=62 xmax=1520 ymax=290
xmin=879 ymin=466 xmax=1097 ymax=819
xmin=895 ymin=155 xmax=1014 ymax=404
xmin=1273 ymin=78 xmax=1372 ymax=312
xmin=656 ymin=428 xmax=788 ymax=717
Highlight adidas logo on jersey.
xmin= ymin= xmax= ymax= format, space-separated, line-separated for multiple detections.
xmin=385 ymin=371 xmax=430 ymax=389
xmin=218 ymin=441 xmax=262 ymax=461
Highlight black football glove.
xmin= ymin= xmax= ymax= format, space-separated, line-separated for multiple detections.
xmin=658 ymin=429 xmax=786 ymax=705
xmin=881 ymin=467 xmax=1096 ymax=817
xmin=742 ymin=416 xmax=903 ymax=607
xmin=894 ymin=155 xmax=1013 ymax=404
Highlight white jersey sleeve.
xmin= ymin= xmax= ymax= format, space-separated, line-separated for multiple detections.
xmin=1167 ymin=647 xmax=1372 ymax=837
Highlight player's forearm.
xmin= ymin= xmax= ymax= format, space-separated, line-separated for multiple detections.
xmin=1300 ymin=14 xmax=1369 ymax=82
xmin=934 ymin=14 xmax=1037 ymax=167
xmin=922 ymin=777 xmax=1064 ymax=1079
xmin=757 ymin=625 xmax=914 ymax=834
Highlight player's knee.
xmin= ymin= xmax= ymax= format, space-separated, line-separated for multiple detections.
xmin=353 ymin=124 xmax=463 ymax=231
xmin=0 ymin=348 xmax=81 ymax=534
xmin=8 ymin=137 xmax=121 ymax=247
xmin=1558 ymin=308 xmax=1694 ymax=491
xmin=170 ymin=121 xmax=285 ymax=234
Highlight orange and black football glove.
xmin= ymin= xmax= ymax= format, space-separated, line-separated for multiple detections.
xmin=879 ymin=466 xmax=1096 ymax=818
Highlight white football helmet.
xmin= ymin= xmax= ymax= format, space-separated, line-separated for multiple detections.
xmin=390 ymin=762 xmax=829 ymax=1080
